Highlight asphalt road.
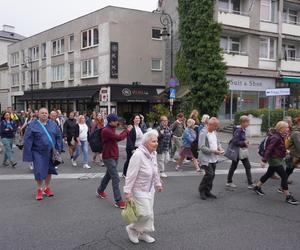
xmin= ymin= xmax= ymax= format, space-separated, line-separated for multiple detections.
xmin=1 ymin=138 xmax=300 ymax=250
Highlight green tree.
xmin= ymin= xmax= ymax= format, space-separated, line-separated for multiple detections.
xmin=176 ymin=0 xmax=228 ymax=116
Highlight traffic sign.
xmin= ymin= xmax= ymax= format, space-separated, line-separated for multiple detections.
xmin=169 ymin=78 xmax=177 ymax=88
xmin=266 ymin=88 xmax=290 ymax=96
xmin=170 ymin=88 xmax=176 ymax=99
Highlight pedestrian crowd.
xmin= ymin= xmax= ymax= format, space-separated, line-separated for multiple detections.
xmin=0 ymin=106 xmax=299 ymax=244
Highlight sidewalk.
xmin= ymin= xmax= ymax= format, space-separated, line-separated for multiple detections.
xmin=218 ymin=132 xmax=264 ymax=145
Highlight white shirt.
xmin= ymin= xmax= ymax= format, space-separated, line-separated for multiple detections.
xmin=135 ymin=125 xmax=143 ymax=147
xmin=78 ymin=123 xmax=88 ymax=141
xmin=207 ymin=131 xmax=218 ymax=163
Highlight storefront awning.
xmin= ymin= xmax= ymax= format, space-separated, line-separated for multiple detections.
xmin=18 ymin=85 xmax=99 ymax=101
xmin=282 ymin=76 xmax=300 ymax=83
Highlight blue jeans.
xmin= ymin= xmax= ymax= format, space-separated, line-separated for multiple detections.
xmin=2 ymin=138 xmax=13 ymax=163
xmin=98 ymin=159 xmax=122 ymax=202
xmin=73 ymin=140 xmax=89 ymax=164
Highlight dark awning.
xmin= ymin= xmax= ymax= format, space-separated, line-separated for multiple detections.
xmin=110 ymin=85 xmax=165 ymax=102
xmin=18 ymin=85 xmax=99 ymax=101
xmin=282 ymin=76 xmax=300 ymax=83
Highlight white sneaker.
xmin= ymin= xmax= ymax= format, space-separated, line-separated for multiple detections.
xmin=83 ymin=164 xmax=91 ymax=169
xmin=29 ymin=163 xmax=34 ymax=171
xmin=171 ymin=158 xmax=177 ymax=163
xmin=71 ymin=159 xmax=77 ymax=167
xmin=226 ymin=183 xmax=237 ymax=188
xmin=160 ymin=172 xmax=168 ymax=178
xmin=126 ymin=225 xmax=139 ymax=244
xmin=138 ymin=233 xmax=156 ymax=243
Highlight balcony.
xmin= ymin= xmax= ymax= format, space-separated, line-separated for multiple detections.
xmin=259 ymin=59 xmax=277 ymax=70
xmin=281 ymin=58 xmax=300 ymax=72
xmin=223 ymin=52 xmax=249 ymax=67
xmin=218 ymin=10 xmax=250 ymax=29
xmin=260 ymin=22 xmax=278 ymax=33
xmin=282 ymin=22 xmax=300 ymax=37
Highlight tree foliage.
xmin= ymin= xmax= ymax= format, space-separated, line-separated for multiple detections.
xmin=176 ymin=0 xmax=228 ymax=116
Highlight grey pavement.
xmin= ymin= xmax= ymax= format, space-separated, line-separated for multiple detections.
xmin=0 ymin=173 xmax=299 ymax=250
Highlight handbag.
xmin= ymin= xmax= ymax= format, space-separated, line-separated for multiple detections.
xmin=239 ymin=147 xmax=249 ymax=160
xmin=121 ymin=200 xmax=139 ymax=224
xmin=37 ymin=120 xmax=63 ymax=166
xmin=224 ymin=140 xmax=239 ymax=161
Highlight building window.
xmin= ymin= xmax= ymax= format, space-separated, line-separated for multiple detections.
xmin=42 ymin=43 xmax=46 ymax=58
xmin=69 ymin=63 xmax=74 ymax=79
xmin=81 ymin=58 xmax=98 ymax=78
xmin=151 ymin=59 xmax=162 ymax=71
xmin=81 ymin=27 xmax=99 ymax=49
xmin=52 ymin=64 xmax=65 ymax=81
xmin=11 ymin=52 xmax=19 ymax=66
xmin=11 ymin=73 xmax=19 ymax=86
xmin=220 ymin=36 xmax=242 ymax=54
xmin=22 ymin=72 xmax=26 ymax=84
xmin=261 ymin=0 xmax=277 ymax=22
xmin=31 ymin=69 xmax=39 ymax=84
xmin=283 ymin=44 xmax=296 ymax=60
xmin=28 ymin=46 xmax=39 ymax=61
xmin=218 ymin=0 xmax=240 ymax=13
xmin=260 ymin=37 xmax=276 ymax=60
xmin=52 ymin=38 xmax=65 ymax=56
xmin=152 ymin=28 xmax=162 ymax=40
xmin=69 ymin=34 xmax=74 ymax=52
xmin=283 ymin=9 xmax=298 ymax=25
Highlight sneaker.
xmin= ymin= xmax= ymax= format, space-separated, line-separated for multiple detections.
xmin=10 ymin=161 xmax=17 ymax=168
xmin=277 ymin=187 xmax=284 ymax=194
xmin=29 ymin=163 xmax=34 ymax=171
xmin=2 ymin=161 xmax=9 ymax=167
xmin=253 ymin=186 xmax=265 ymax=196
xmin=286 ymin=195 xmax=299 ymax=205
xmin=36 ymin=188 xmax=43 ymax=200
xmin=83 ymin=164 xmax=91 ymax=169
xmin=139 ymin=233 xmax=156 ymax=243
xmin=114 ymin=200 xmax=126 ymax=209
xmin=287 ymin=180 xmax=293 ymax=185
xmin=200 ymin=192 xmax=207 ymax=200
xmin=175 ymin=165 xmax=181 ymax=171
xmin=160 ymin=172 xmax=168 ymax=178
xmin=205 ymin=192 xmax=217 ymax=199
xmin=248 ymin=184 xmax=255 ymax=190
xmin=126 ymin=225 xmax=139 ymax=244
xmin=96 ymin=191 xmax=108 ymax=199
xmin=171 ymin=158 xmax=177 ymax=163
xmin=43 ymin=187 xmax=54 ymax=197
xmin=71 ymin=159 xmax=77 ymax=167
xmin=226 ymin=183 xmax=237 ymax=188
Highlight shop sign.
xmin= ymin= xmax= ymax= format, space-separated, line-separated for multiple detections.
xmin=228 ymin=76 xmax=275 ymax=92
xmin=266 ymin=88 xmax=290 ymax=96
xmin=110 ymin=42 xmax=118 ymax=79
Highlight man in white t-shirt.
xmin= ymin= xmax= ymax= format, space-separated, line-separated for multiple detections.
xmin=198 ymin=117 xmax=224 ymax=200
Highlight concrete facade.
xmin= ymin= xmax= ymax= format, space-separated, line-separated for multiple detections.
xmin=7 ymin=6 xmax=165 ymax=116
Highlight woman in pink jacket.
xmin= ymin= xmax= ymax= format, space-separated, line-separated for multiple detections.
xmin=124 ymin=129 xmax=163 ymax=244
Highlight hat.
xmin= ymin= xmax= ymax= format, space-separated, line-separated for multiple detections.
xmin=107 ymin=114 xmax=119 ymax=124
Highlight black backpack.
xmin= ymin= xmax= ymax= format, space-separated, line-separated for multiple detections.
xmin=88 ymin=128 xmax=103 ymax=153
xmin=258 ymin=136 xmax=269 ymax=157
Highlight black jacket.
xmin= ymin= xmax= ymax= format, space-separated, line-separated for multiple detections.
xmin=63 ymin=118 xmax=77 ymax=137
xmin=126 ymin=127 xmax=137 ymax=153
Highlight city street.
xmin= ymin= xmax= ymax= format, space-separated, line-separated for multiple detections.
xmin=0 ymin=136 xmax=300 ymax=250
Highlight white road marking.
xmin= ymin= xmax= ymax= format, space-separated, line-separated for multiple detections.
xmin=0 ymin=169 xmax=298 ymax=180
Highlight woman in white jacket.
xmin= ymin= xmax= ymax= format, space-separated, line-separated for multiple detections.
xmin=124 ymin=129 xmax=163 ymax=244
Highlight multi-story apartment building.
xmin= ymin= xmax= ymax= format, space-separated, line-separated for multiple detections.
xmin=0 ymin=25 xmax=25 ymax=110
xmin=8 ymin=6 xmax=166 ymax=119
xmin=160 ymin=0 xmax=300 ymax=120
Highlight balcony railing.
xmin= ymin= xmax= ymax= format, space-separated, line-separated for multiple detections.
xmin=218 ymin=8 xmax=249 ymax=16
xmin=223 ymin=50 xmax=248 ymax=56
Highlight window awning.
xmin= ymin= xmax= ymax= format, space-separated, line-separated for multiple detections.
xmin=18 ymin=85 xmax=99 ymax=101
xmin=282 ymin=76 xmax=300 ymax=83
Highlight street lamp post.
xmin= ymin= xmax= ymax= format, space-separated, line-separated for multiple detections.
xmin=160 ymin=11 xmax=174 ymax=115
xmin=22 ymin=57 xmax=33 ymax=110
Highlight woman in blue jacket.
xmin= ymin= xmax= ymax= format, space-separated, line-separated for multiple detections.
xmin=176 ymin=118 xmax=200 ymax=172
xmin=1 ymin=112 xmax=17 ymax=167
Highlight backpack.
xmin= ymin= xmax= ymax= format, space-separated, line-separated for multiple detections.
xmin=258 ymin=136 xmax=269 ymax=157
xmin=88 ymin=128 xmax=103 ymax=153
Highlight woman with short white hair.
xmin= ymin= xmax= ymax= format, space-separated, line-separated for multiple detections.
xmin=124 ymin=129 xmax=163 ymax=244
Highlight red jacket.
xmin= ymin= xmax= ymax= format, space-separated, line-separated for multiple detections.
xmin=101 ymin=126 xmax=129 ymax=160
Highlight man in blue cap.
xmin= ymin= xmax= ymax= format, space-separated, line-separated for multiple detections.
xmin=97 ymin=113 xmax=133 ymax=208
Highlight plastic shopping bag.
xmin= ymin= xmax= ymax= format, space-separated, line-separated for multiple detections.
xmin=121 ymin=200 xmax=139 ymax=224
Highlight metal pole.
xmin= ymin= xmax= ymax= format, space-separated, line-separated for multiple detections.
xmin=230 ymin=90 xmax=233 ymax=121
xmin=268 ymin=97 xmax=271 ymax=128
xmin=283 ymin=96 xmax=286 ymax=118
xmin=30 ymin=60 xmax=33 ymax=110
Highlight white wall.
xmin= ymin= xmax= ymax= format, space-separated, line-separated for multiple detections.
xmin=0 ymin=40 xmax=12 ymax=65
